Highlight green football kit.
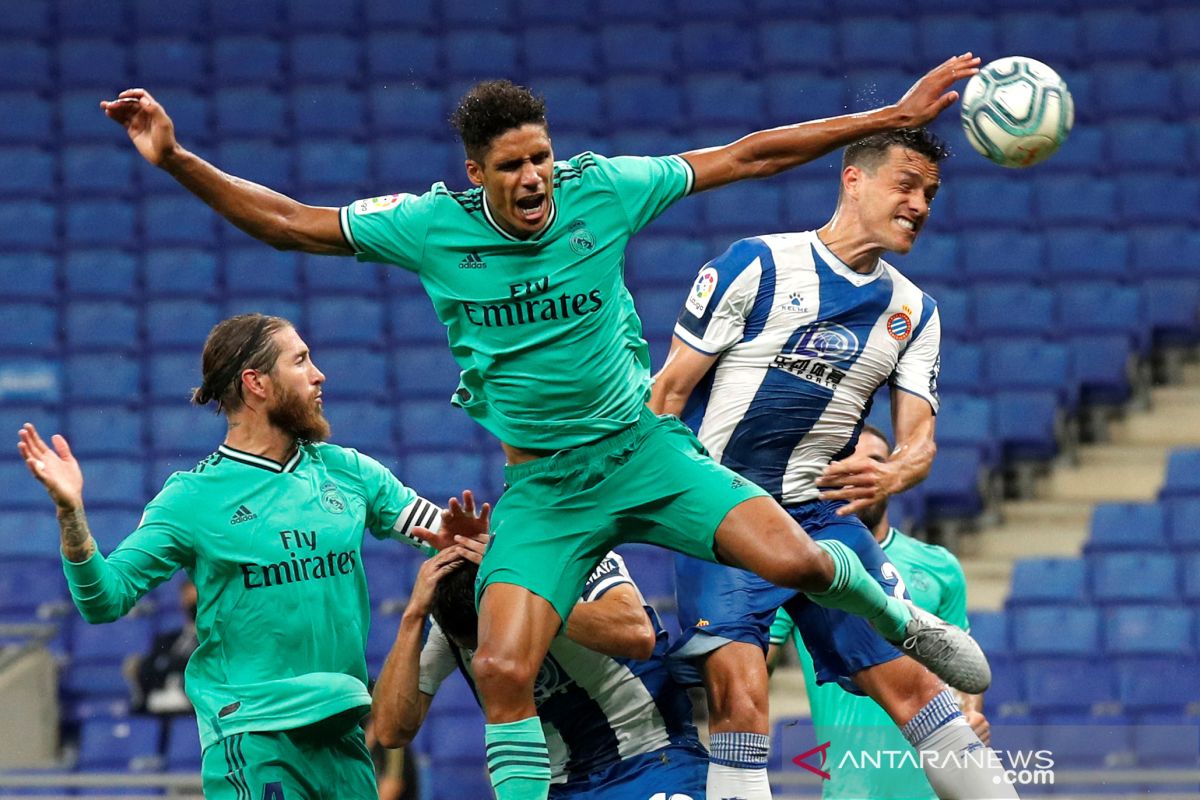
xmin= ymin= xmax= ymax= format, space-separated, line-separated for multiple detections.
xmin=341 ymin=152 xmax=766 ymax=621
xmin=63 ymin=442 xmax=439 ymax=799
xmin=771 ymin=528 xmax=971 ymax=800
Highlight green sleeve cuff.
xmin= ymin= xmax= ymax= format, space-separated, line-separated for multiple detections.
xmin=61 ymin=548 xmax=105 ymax=591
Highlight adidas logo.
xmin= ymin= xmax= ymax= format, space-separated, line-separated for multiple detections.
xmin=230 ymin=505 xmax=257 ymax=525
xmin=458 ymin=252 xmax=487 ymax=270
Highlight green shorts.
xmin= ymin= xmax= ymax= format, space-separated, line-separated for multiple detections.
xmin=477 ymin=407 xmax=768 ymax=622
xmin=200 ymin=713 xmax=375 ymax=800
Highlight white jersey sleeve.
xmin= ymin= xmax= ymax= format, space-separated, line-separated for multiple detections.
xmin=890 ymin=301 xmax=941 ymax=413
xmin=418 ymin=621 xmax=462 ymax=696
xmin=673 ymin=239 xmax=769 ymax=354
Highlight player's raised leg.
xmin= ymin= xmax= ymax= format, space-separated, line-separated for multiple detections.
xmin=473 ymin=583 xmax=560 ymax=800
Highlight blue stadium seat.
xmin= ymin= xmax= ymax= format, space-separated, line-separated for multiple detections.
xmin=306 ymin=297 xmax=385 ymax=347
xmin=991 ymin=389 xmax=1061 ymax=462
xmin=1161 ymin=449 xmax=1200 ymax=499
xmin=402 ymin=451 xmax=488 ymax=505
xmin=1119 ymin=173 xmax=1199 ymax=225
xmin=597 ymin=0 xmax=671 ymax=23
xmin=65 ymin=353 xmax=140 ymax=403
xmin=528 ymin=79 xmax=601 ymax=134
xmin=839 ymin=17 xmax=916 ymax=69
xmin=1130 ymin=715 xmax=1200 ymax=769
xmin=1088 ymin=503 xmax=1167 ymax=553
xmin=368 ymin=84 xmax=444 ymax=138
xmin=365 ymin=32 xmax=440 ymax=83
xmin=70 ymin=615 xmax=154 ymax=663
xmin=998 ymin=13 xmax=1082 ymax=68
xmin=223 ymin=249 xmax=300 ymax=297
xmin=63 ymin=249 xmax=138 ymax=299
xmin=1094 ymin=64 xmax=1175 ymax=117
xmin=1040 ymin=125 xmax=1104 ymax=175
xmin=625 ymin=235 xmax=711 ymax=288
xmin=1045 ymin=227 xmax=1130 ymax=281
xmin=165 ymin=716 xmax=202 ymax=770
xmin=604 ymin=77 xmax=683 ymax=128
xmin=984 ymin=338 xmax=1072 ymax=398
xmin=216 ymin=140 xmax=293 ymax=191
xmin=949 ymin=177 xmax=1032 ymax=227
xmin=1067 ymin=334 xmax=1136 ymax=406
xmin=1008 ymin=558 xmax=1087 ymax=606
xmin=397 ymin=400 xmax=477 ymax=450
xmin=630 ymin=287 xmax=685 ymax=342
xmin=0 ymin=461 xmax=59 ymax=509
xmin=57 ymin=37 xmax=128 ymax=88
xmin=62 ymin=144 xmax=136 ymax=195
xmin=685 ymin=74 xmax=764 ymax=127
xmin=64 ymin=201 xmax=136 ymax=247
xmin=134 ymin=37 xmax=206 ymax=89
xmin=390 ymin=296 xmax=449 ymax=344
xmin=700 ymin=183 xmax=784 ymax=235
xmin=599 ymin=23 xmax=677 ymax=77
xmin=780 ymin=177 xmax=836 ymax=231
xmin=443 ymin=0 xmax=512 ymax=26
xmin=322 ymin=402 xmax=395 ymax=456
xmin=757 ymin=20 xmax=834 ymax=71
xmin=1082 ymin=10 xmax=1163 ymax=61
xmin=523 ymin=26 xmax=597 ymax=79
xmin=1143 ymin=279 xmax=1200 ymax=347
xmin=212 ymin=87 xmax=286 ymax=138
xmin=147 ymin=88 xmax=211 ymax=145
xmin=285 ymin=0 xmax=359 ymax=32
xmin=65 ymin=301 xmax=139 ymax=352
xmin=0 ymin=1 xmax=50 ymax=35
xmin=134 ymin=0 xmax=203 ymax=34
xmin=0 ymin=201 xmax=55 ymax=250
xmin=957 ymin=230 xmax=1043 ymax=283
xmin=76 ymin=717 xmax=162 ymax=772
xmin=0 ymin=557 xmax=67 ymax=614
xmin=1165 ymin=8 xmax=1200 ymax=59
xmin=58 ymin=0 xmax=128 ymax=33
xmin=1035 ymin=175 xmax=1116 ymax=226
xmin=882 ymin=234 xmax=959 ymax=283
xmin=922 ymin=444 xmax=984 ymax=518
xmin=297 ymin=139 xmax=369 ymax=189
xmin=1011 ymin=606 xmax=1099 ymax=657
xmin=0 ymin=253 xmax=57 ymax=301
xmin=1117 ymin=657 xmax=1200 ymax=712
xmin=934 ymin=393 xmax=997 ymax=465
xmin=1131 ymin=226 xmax=1200 ymax=278
xmin=966 ymin=609 xmax=1007 ymax=654
xmin=0 ymin=93 xmax=53 ymax=145
xmin=148 ymin=406 xmax=224 ymax=456
xmin=972 ymin=285 xmax=1053 ymax=339
xmin=762 ymin=73 xmax=847 ymax=125
xmin=1107 ymin=120 xmax=1189 ymax=170
xmin=0 ymin=511 xmax=75 ymax=559
xmin=423 ymin=708 xmax=487 ymax=764
xmin=1167 ymin=499 xmax=1200 ymax=551
xmin=392 ymin=346 xmax=462 ymax=399
xmin=143 ymin=248 xmax=219 ymax=298
xmin=1056 ymin=282 xmax=1143 ymax=346
xmin=143 ymin=195 xmax=217 ymax=247
xmin=84 ymin=458 xmax=150 ymax=507
xmin=1106 ymin=605 xmax=1193 ymax=657
xmin=288 ymin=34 xmax=360 ymax=83
xmin=317 ymin=348 xmax=388 ymax=402
xmin=372 ymin=138 xmax=455 ymax=191
xmin=292 ymin=85 xmax=365 ymax=136
xmin=1090 ymin=553 xmax=1178 ymax=604
xmin=429 ymin=670 xmax=481 ymax=716
xmin=445 ymin=31 xmax=518 ymax=80
xmin=146 ymin=352 xmax=199 ymax=403
xmin=144 ymin=300 xmax=220 ymax=349
xmin=613 ymin=544 xmax=674 ymax=606
xmin=844 ymin=69 xmax=913 ymax=114
xmin=66 ymin=406 xmax=144 ymax=457
xmin=936 ymin=341 xmax=982 ymax=393
xmin=0 ymin=147 xmax=53 ymax=198
xmin=212 ymin=36 xmax=283 ymax=85
xmin=917 ymin=15 xmax=998 ymax=64
xmin=1022 ymin=658 xmax=1117 ymax=714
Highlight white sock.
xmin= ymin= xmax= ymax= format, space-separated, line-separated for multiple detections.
xmin=904 ymin=691 xmax=1020 ymax=800
xmin=708 ymin=732 xmax=773 ymax=800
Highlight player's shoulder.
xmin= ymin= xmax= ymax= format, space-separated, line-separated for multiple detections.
xmin=303 ymin=441 xmax=382 ymax=475
xmin=146 ymin=452 xmax=226 ymax=509
xmin=352 ymin=184 xmax=481 ymax=216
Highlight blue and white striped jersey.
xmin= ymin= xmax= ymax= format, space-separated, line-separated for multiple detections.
xmin=672 ymin=231 xmax=941 ymax=506
xmin=418 ymin=552 xmax=700 ymax=785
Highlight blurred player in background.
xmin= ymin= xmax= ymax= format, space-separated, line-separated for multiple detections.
xmin=17 ymin=313 xmax=484 ymax=799
xmin=651 ymin=129 xmax=1011 ymax=798
xmin=124 ymin=578 xmax=197 ymax=715
xmin=102 ymin=55 xmax=983 ymax=800
xmin=768 ymin=424 xmax=991 ymax=800
xmin=373 ymin=535 xmax=707 ymax=799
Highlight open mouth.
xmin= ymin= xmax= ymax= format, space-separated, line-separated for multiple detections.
xmin=895 ymin=217 xmax=918 ymax=235
xmin=515 ymin=193 xmax=546 ymax=223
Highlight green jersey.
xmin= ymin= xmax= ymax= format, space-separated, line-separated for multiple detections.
xmin=770 ymin=528 xmax=970 ymax=800
xmin=340 ymin=152 xmax=695 ymax=449
xmin=63 ymin=442 xmax=432 ymax=750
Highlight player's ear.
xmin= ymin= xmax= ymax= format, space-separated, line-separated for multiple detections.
xmin=239 ymin=368 xmax=270 ymax=402
xmin=465 ymin=159 xmax=484 ymax=187
xmin=842 ymin=164 xmax=862 ymax=202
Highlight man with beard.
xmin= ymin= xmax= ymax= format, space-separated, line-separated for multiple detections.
xmin=768 ymin=424 xmax=989 ymax=800
xmin=17 ymin=313 xmax=485 ymax=799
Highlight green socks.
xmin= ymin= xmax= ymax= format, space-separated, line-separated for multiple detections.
xmin=809 ymin=539 xmax=912 ymax=641
xmin=485 ymin=717 xmax=551 ymax=800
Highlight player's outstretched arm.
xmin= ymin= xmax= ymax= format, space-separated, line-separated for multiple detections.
xmin=17 ymin=423 xmax=93 ymax=562
xmin=565 ymin=583 xmax=657 ymax=660
xmin=649 ymin=337 xmax=719 ymax=417
xmin=682 ymin=53 xmax=980 ymax=193
xmin=101 ymin=89 xmax=351 ymax=255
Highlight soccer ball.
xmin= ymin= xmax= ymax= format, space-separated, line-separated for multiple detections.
xmin=960 ymin=56 xmax=1074 ymax=169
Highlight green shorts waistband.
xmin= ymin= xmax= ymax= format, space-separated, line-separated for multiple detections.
xmin=503 ymin=407 xmax=658 ymax=484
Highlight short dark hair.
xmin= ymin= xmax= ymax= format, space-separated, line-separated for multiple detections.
xmin=843 ymin=127 xmax=950 ymax=173
xmin=860 ymin=423 xmax=893 ymax=451
xmin=450 ymin=80 xmax=548 ymax=162
xmin=431 ymin=561 xmax=479 ymax=646
xmin=191 ymin=313 xmax=291 ymax=413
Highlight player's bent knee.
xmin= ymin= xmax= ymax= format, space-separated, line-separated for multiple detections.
xmin=471 ymin=650 xmax=538 ymax=697
xmin=704 ymin=644 xmax=771 ymax=731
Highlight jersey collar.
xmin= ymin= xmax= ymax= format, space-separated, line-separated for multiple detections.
xmin=481 ymin=192 xmax=557 ymax=242
xmin=879 ymin=526 xmax=900 ymax=550
xmin=217 ymin=444 xmax=303 ymax=473
xmin=811 ymin=232 xmax=885 ymax=285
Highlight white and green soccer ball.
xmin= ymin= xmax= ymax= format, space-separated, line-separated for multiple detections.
xmin=960 ymin=56 xmax=1074 ymax=168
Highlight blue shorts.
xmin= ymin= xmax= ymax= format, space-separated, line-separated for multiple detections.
xmin=549 ymin=743 xmax=708 ymax=800
xmin=671 ymin=499 xmax=906 ymax=694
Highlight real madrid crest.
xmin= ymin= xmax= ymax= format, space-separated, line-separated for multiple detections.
xmin=568 ymin=219 xmax=596 ymax=255
xmin=320 ymin=481 xmax=347 ymax=515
